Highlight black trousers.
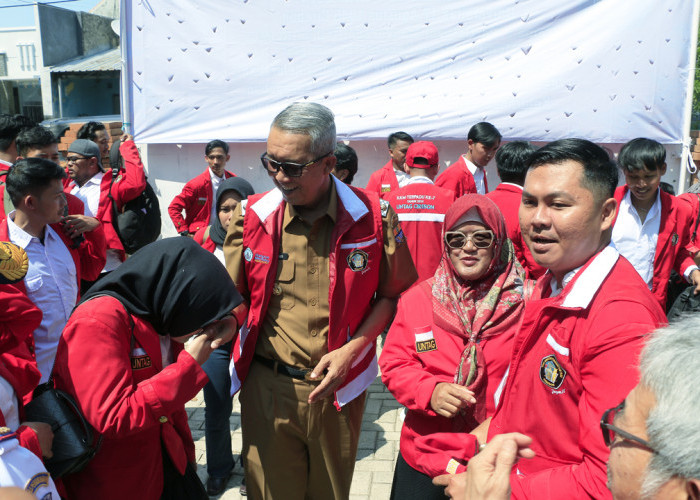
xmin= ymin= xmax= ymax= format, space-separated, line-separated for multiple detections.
xmin=390 ymin=450 xmax=446 ymax=500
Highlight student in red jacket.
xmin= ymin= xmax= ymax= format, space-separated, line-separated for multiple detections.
xmin=52 ymin=238 xmax=243 ymax=500
xmin=485 ymin=140 xmax=545 ymax=279
xmin=380 ymin=195 xmax=528 ymax=499
xmin=435 ymin=122 xmax=501 ymax=197
xmin=386 ymin=140 xmax=456 ymax=281
xmin=365 ymin=131 xmax=414 ymax=198
xmin=611 ymin=138 xmax=700 ymax=310
xmin=434 ymin=139 xmax=666 ymax=499
xmin=168 ymin=139 xmax=236 ymax=236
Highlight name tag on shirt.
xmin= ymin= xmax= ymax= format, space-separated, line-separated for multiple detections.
xmin=415 ymin=328 xmax=437 ymax=353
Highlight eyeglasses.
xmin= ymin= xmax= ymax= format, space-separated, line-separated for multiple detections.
xmin=260 ymin=151 xmax=333 ymax=178
xmin=600 ymin=400 xmax=655 ymax=452
xmin=444 ymin=229 xmax=495 ymax=249
xmin=66 ymin=156 xmax=88 ymax=163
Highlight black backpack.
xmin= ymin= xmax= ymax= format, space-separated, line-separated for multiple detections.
xmin=107 ymin=141 xmax=161 ymax=254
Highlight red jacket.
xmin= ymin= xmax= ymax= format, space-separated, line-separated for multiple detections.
xmin=675 ymin=191 xmax=700 ymax=254
xmin=380 ymin=282 xmax=517 ymax=477
xmin=365 ymin=160 xmax=400 ymax=199
xmin=168 ymin=169 xmax=235 ymax=234
xmin=65 ymin=140 xmax=146 ymax=261
xmin=193 ymin=225 xmax=216 ymax=252
xmin=385 ymin=179 xmax=455 ymax=282
xmin=231 ymin=177 xmax=388 ymax=409
xmin=485 ymin=183 xmax=546 ymax=279
xmin=435 ymin=156 xmax=487 ymax=198
xmin=0 ymin=217 xmax=106 ymax=291
xmin=613 ymin=186 xmax=696 ymax=309
xmin=52 ymin=296 xmax=209 ymax=500
xmin=488 ymin=247 xmax=666 ymax=499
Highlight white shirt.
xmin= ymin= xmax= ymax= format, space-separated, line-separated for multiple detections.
xmin=612 ymin=190 xmax=662 ymax=288
xmin=395 ymin=168 xmax=410 ymax=188
xmin=463 ymin=156 xmax=487 ymax=195
xmin=214 ymin=244 xmax=225 ymax=265
xmin=0 ymin=376 xmax=19 ymax=430
xmin=209 ymin=168 xmax=224 ymax=225
xmin=70 ymin=171 xmax=104 ymax=217
xmin=550 ymin=266 xmax=582 ymax=297
xmin=7 ymin=214 xmax=77 ymax=383
xmin=405 ymin=175 xmax=435 ymax=186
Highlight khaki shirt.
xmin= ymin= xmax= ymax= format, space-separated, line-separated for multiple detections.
xmin=225 ymin=181 xmax=416 ymax=369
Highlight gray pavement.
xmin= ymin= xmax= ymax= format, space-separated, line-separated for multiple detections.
xmin=187 ymin=364 xmax=403 ymax=500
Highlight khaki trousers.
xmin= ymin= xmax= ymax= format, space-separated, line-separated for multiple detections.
xmin=240 ymin=360 xmax=366 ymax=500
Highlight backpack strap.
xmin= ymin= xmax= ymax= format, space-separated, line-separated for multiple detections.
xmin=202 ymin=226 xmax=211 ymax=244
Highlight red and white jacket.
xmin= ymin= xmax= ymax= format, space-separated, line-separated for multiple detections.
xmin=380 ymin=282 xmax=517 ymax=478
xmin=365 ymin=160 xmax=401 ymax=199
xmin=64 ymin=140 xmax=146 ymax=261
xmin=613 ymin=186 xmax=696 ymax=309
xmin=485 ymin=183 xmax=546 ymax=280
xmin=53 ymin=296 xmax=208 ymax=500
xmin=386 ymin=178 xmax=455 ymax=282
xmin=435 ymin=156 xmax=486 ymax=198
xmin=488 ymin=246 xmax=666 ymax=499
xmin=230 ymin=177 xmax=386 ymax=409
xmin=168 ymin=168 xmax=235 ymax=234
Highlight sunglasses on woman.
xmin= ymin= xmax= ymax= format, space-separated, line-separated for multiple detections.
xmin=444 ymin=229 xmax=495 ymax=249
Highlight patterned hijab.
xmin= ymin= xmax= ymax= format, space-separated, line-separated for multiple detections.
xmin=428 ymin=195 xmax=526 ymax=425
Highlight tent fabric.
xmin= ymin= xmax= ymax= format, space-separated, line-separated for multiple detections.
xmin=124 ymin=0 xmax=698 ymax=145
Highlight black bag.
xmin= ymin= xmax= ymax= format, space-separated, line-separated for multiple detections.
xmin=667 ymin=285 xmax=700 ymax=324
xmin=24 ymin=382 xmax=102 ymax=478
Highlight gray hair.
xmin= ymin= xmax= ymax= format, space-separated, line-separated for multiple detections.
xmin=271 ymin=102 xmax=336 ymax=157
xmin=639 ymin=315 xmax=700 ymax=497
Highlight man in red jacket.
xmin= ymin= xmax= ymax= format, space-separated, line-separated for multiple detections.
xmin=435 ymin=122 xmax=501 ymax=197
xmin=386 ymin=140 xmax=455 ymax=282
xmin=434 ymin=139 xmax=665 ymax=499
xmin=224 ymin=102 xmax=417 ymax=499
xmin=611 ymin=138 xmax=700 ymax=310
xmin=485 ymin=141 xmax=545 ymax=279
xmin=365 ymin=131 xmax=414 ymax=199
xmin=168 ymin=139 xmax=236 ymax=236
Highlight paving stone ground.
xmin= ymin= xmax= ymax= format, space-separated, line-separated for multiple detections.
xmin=187 ymin=341 xmax=403 ymax=500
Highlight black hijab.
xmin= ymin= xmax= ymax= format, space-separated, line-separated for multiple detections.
xmin=209 ymin=177 xmax=255 ymax=246
xmin=80 ymin=238 xmax=242 ymax=337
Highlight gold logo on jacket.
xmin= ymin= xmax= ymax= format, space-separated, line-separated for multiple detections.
xmin=540 ymin=354 xmax=566 ymax=389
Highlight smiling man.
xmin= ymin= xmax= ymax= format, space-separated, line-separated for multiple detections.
xmin=434 ymin=139 xmax=666 ymax=499
xmin=224 ymin=102 xmax=417 ymax=499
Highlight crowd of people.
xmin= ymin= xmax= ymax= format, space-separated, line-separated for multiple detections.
xmin=1 ymin=102 xmax=700 ymax=500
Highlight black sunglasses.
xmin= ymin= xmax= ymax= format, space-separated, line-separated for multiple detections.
xmin=260 ymin=151 xmax=333 ymax=178
xmin=600 ymin=400 xmax=655 ymax=452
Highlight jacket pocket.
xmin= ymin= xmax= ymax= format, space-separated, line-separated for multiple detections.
xmin=276 ymin=260 xmax=295 ymax=310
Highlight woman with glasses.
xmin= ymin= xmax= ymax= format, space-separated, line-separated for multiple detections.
xmin=380 ymin=194 xmax=529 ymax=500
xmin=52 ymin=238 xmax=243 ymax=500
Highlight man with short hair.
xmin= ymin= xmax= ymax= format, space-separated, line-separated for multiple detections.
xmin=224 ymin=102 xmax=417 ymax=499
xmin=0 ymin=158 xmax=105 ymax=383
xmin=434 ymin=139 xmax=666 ymax=499
xmin=365 ymin=131 xmax=414 ymax=199
xmin=168 ymin=139 xmax=236 ymax=236
xmin=64 ymin=135 xmax=147 ymax=279
xmin=436 ymin=122 xmax=501 ymax=197
xmin=386 ymin=140 xmax=455 ymax=281
xmin=76 ymin=121 xmax=110 ymax=160
xmin=332 ymin=142 xmax=358 ymax=185
xmin=485 ymin=141 xmax=545 ymax=279
xmin=0 ymin=114 xmax=33 ymax=168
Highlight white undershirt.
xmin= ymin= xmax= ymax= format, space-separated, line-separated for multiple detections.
xmin=405 ymin=175 xmax=434 ymax=186
xmin=394 ymin=168 xmax=410 ymax=187
xmin=0 ymin=377 xmax=19 ymax=430
xmin=463 ymin=156 xmax=486 ymax=195
xmin=70 ymin=172 xmax=104 ymax=217
xmin=209 ymin=168 xmax=224 ymax=225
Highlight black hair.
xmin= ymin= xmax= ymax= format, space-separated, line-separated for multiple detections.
xmin=0 ymin=114 xmax=34 ymax=152
xmin=467 ymin=122 xmax=501 ymax=148
xmin=76 ymin=121 xmax=107 ymax=141
xmin=527 ymin=138 xmax=619 ymax=201
xmin=205 ymin=140 xmax=229 ymax=156
xmin=495 ymin=141 xmax=537 ymax=185
xmin=387 ymin=131 xmax=414 ymax=149
xmin=659 ymin=182 xmax=675 ymax=196
xmin=16 ymin=126 xmax=58 ymax=157
xmin=617 ymin=138 xmax=666 ymax=173
xmin=6 ymin=157 xmax=66 ymax=205
xmin=333 ymin=143 xmax=358 ymax=184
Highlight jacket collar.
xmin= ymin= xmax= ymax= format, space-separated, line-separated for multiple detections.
xmin=559 ymin=244 xmax=620 ymax=309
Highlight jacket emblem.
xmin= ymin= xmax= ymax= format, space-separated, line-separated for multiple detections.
xmin=415 ymin=328 xmax=437 ymax=353
xmin=540 ymin=354 xmax=566 ymax=389
xmin=244 ymin=247 xmax=253 ymax=262
xmin=347 ymin=249 xmax=369 ymax=272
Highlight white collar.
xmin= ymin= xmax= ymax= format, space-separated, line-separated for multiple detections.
xmin=556 ymin=244 xmax=620 ymax=308
xmin=462 ymin=155 xmax=480 ymax=174
xmin=405 ymin=176 xmax=434 ymax=186
xmin=621 ymin=188 xmax=661 ymax=221
xmin=6 ymin=212 xmax=58 ymax=248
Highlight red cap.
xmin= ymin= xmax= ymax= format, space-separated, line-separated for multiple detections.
xmin=406 ymin=141 xmax=439 ymax=168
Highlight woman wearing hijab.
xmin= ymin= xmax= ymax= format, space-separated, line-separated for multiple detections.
xmin=191 ymin=176 xmax=253 ymax=495
xmin=194 ymin=177 xmax=254 ymax=264
xmin=379 ymin=195 xmax=529 ymax=500
xmin=52 ymin=238 xmax=243 ymax=500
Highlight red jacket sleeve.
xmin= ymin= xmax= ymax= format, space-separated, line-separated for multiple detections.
xmin=365 ymin=169 xmax=382 ymax=194
xmin=168 ymin=182 xmax=194 ymax=233
xmin=673 ymin=201 xmax=697 ymax=278
xmin=16 ymin=424 xmax=43 ymax=459
xmin=77 ymin=222 xmax=106 ymax=282
xmin=110 ymin=140 xmax=147 ymax=210
xmin=510 ymin=307 xmax=651 ymax=500
xmin=53 ymin=307 xmax=209 ymax=439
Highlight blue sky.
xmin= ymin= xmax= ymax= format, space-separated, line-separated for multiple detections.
xmin=0 ymin=0 xmax=102 ymax=28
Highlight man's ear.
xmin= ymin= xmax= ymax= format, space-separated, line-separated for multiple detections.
xmin=600 ymin=197 xmax=618 ymax=232
xmin=403 ymin=163 xmax=410 ymax=174
xmin=686 ymin=478 xmax=700 ymax=500
xmin=335 ymin=169 xmax=348 ymax=181
xmin=23 ymin=193 xmax=36 ymax=211
xmin=660 ymin=162 xmax=667 ymax=177
xmin=89 ymin=157 xmax=100 ymax=175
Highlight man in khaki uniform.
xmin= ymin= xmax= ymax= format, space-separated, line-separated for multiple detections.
xmin=224 ymin=102 xmax=417 ymax=499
